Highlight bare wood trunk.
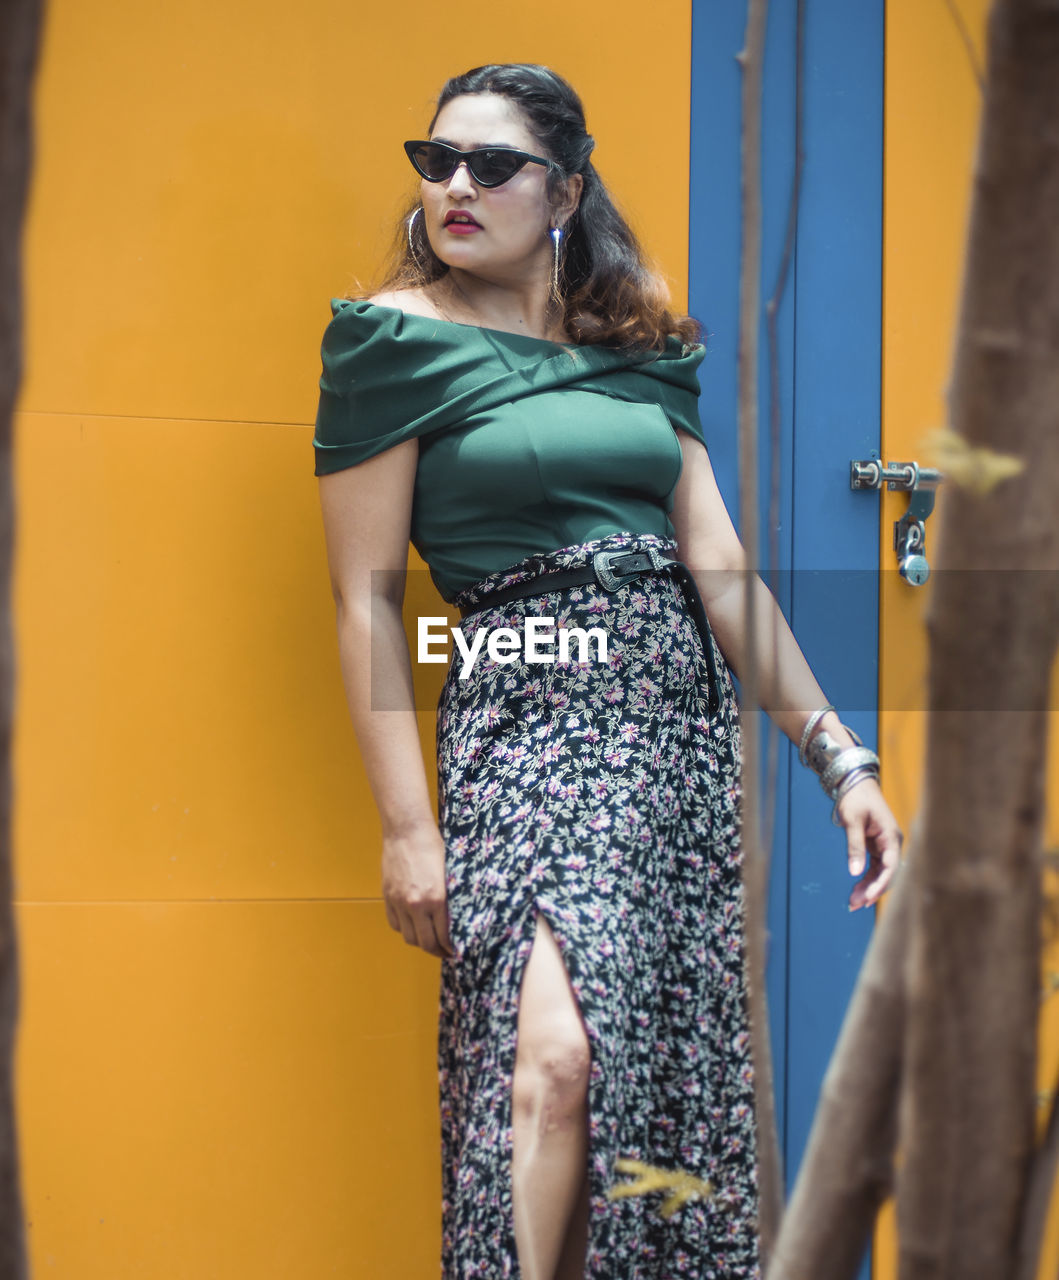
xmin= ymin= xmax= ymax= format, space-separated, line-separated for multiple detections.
xmin=766 ymin=835 xmax=913 ymax=1280
xmin=896 ymin=2 xmax=1059 ymax=1276
xmin=735 ymin=0 xmax=785 ymax=1265
xmin=0 ymin=0 xmax=44 ymax=1276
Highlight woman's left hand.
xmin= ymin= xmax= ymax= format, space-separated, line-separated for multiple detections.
xmin=834 ymin=777 xmax=903 ymax=911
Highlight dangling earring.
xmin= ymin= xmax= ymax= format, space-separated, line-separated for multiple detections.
xmin=407 ymin=207 xmax=425 ymax=262
xmin=549 ymin=224 xmax=565 ymax=307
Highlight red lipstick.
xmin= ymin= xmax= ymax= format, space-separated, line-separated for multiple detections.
xmin=444 ymin=211 xmax=482 ymax=234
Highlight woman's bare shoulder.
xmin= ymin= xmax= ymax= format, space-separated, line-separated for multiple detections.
xmin=367 ymin=287 xmax=445 ymax=320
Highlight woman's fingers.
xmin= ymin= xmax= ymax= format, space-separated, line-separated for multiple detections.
xmin=415 ymin=904 xmax=457 ymax=958
xmin=387 ymin=899 xmax=454 ymax=959
xmin=396 ymin=907 xmax=421 ymax=950
xmin=384 ymin=900 xmax=401 ymax=934
xmin=862 ymin=820 xmax=903 ymax=908
xmin=846 ymin=826 xmax=867 ymax=879
xmin=838 ymin=783 xmax=904 ymax=912
xmin=434 ymin=904 xmax=455 ymax=958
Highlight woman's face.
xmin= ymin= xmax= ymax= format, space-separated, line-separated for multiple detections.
xmin=420 ymin=93 xmax=564 ymax=287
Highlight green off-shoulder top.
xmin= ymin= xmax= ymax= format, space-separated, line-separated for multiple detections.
xmin=312 ymin=299 xmax=709 ymax=603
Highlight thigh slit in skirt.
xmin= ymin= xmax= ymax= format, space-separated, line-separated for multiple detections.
xmin=437 ymin=530 xmax=761 ymax=1280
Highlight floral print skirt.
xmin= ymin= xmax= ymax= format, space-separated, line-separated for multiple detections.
xmin=437 ymin=530 xmax=760 ymax=1279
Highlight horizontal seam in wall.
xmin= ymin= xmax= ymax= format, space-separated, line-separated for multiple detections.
xmin=14 ymin=409 xmax=314 ymax=429
xmin=13 ymin=897 xmax=385 ymax=905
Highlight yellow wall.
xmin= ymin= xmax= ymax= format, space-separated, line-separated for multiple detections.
xmin=13 ymin=2 xmax=691 ymax=1273
xmin=878 ymin=1 xmax=1059 ymax=1274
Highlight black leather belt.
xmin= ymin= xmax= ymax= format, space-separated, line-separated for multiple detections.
xmin=458 ymin=547 xmax=721 ymax=716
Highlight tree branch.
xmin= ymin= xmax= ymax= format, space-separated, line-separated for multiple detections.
xmin=767 ymin=845 xmax=911 ymax=1280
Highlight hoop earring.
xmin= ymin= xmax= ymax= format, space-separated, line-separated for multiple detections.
xmin=408 ymin=207 xmax=425 ymax=262
xmin=549 ymin=224 xmax=565 ymax=307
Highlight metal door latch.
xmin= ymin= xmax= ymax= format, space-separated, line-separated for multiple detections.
xmin=850 ymin=459 xmax=944 ymax=586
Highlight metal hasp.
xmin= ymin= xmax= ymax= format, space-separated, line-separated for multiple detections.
xmin=849 ymin=459 xmax=945 ymax=586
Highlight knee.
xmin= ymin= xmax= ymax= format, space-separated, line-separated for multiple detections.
xmin=513 ymin=1024 xmax=592 ymax=1127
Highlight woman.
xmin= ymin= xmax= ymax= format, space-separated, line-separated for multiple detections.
xmin=313 ymin=63 xmax=901 ymax=1280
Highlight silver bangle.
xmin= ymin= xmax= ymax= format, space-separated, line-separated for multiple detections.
xmin=798 ymin=704 xmax=835 ymax=766
xmin=806 ymin=725 xmax=865 ymax=777
xmin=820 ymin=746 xmax=881 ymax=795
xmin=831 ymin=763 xmax=878 ymax=800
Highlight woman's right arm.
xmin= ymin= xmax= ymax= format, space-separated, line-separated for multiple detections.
xmin=317 ymin=440 xmax=454 ymax=959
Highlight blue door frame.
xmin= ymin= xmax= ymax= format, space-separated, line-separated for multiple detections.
xmin=689 ymin=3 xmax=882 ymax=1271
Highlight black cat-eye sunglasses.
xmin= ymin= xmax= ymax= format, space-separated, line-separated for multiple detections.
xmin=403 ymin=139 xmax=558 ymax=189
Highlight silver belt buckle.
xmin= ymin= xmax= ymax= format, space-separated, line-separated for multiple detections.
xmin=592 ymin=546 xmax=668 ymax=592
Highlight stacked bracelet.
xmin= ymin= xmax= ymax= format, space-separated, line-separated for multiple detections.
xmin=797 ymin=704 xmax=834 ymax=766
xmin=819 ymin=746 xmax=880 ymax=794
xmin=798 ymin=706 xmax=881 ymax=825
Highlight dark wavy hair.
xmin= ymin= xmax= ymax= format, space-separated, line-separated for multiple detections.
xmin=368 ymin=63 xmax=701 ymax=352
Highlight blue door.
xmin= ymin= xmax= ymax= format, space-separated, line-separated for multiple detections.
xmin=689 ymin=3 xmax=883 ymax=1273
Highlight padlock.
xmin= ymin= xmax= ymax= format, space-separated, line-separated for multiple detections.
xmin=899 ymin=554 xmax=930 ymax=586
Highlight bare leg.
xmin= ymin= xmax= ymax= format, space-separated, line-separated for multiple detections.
xmin=511 ymin=915 xmax=592 ymax=1280
xmin=554 ymin=1171 xmax=590 ymax=1280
